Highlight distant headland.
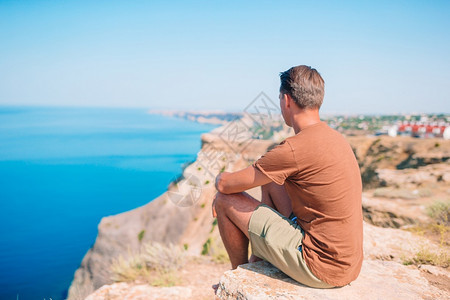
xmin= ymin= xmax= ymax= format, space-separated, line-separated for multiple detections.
xmin=148 ymin=110 xmax=243 ymax=125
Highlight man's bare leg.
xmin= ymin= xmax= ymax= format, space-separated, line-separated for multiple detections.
xmin=211 ymin=191 xmax=260 ymax=294
xmin=260 ymin=182 xmax=292 ymax=216
xmin=213 ymin=191 xmax=260 ymax=269
xmin=212 ymin=184 xmax=292 ymax=293
xmin=249 ymin=182 xmax=292 ymax=263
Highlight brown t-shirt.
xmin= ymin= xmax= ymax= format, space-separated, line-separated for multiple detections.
xmin=253 ymin=121 xmax=363 ymax=287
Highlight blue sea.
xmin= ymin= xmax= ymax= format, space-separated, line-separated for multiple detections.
xmin=0 ymin=106 xmax=217 ymax=300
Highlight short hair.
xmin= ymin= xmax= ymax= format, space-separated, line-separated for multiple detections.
xmin=279 ymin=65 xmax=325 ymax=109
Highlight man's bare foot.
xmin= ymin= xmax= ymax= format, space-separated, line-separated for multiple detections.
xmin=249 ymin=254 xmax=263 ymax=263
xmin=212 ymin=283 xmax=219 ymax=294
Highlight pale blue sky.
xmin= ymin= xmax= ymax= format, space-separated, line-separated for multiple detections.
xmin=1 ymin=0 xmax=449 ymax=114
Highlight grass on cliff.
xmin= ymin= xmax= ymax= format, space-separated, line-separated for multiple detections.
xmin=110 ymin=242 xmax=186 ymax=286
xmin=403 ymin=247 xmax=450 ymax=268
xmin=200 ymin=219 xmax=230 ymax=264
xmin=403 ymin=200 xmax=450 ymax=268
xmin=426 ymin=200 xmax=450 ymax=226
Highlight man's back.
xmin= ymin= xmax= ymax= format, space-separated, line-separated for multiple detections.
xmin=254 ymin=121 xmax=363 ymax=286
xmin=213 ymin=65 xmax=364 ymax=291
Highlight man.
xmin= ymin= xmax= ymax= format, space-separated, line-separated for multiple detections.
xmin=212 ymin=65 xmax=363 ymax=289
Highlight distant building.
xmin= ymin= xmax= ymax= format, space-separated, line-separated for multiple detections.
xmin=444 ymin=127 xmax=450 ymax=140
xmin=390 ymin=121 xmax=450 ymax=139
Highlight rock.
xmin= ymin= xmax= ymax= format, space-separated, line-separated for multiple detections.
xmin=216 ymin=260 xmax=449 ymax=300
xmin=362 ymin=196 xmax=428 ymax=228
xmin=376 ymin=163 xmax=450 ymax=187
xmin=362 ymin=221 xmax=441 ymax=262
xmin=215 ymin=222 xmax=449 ymax=299
xmin=346 ymin=136 xmax=450 ymax=188
xmin=85 ymin=282 xmax=193 ymax=300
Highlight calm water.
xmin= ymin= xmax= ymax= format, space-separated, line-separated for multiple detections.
xmin=0 ymin=106 xmax=217 ymax=300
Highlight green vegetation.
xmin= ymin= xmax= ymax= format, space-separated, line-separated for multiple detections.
xmin=200 ymin=220 xmax=229 ymax=263
xmin=110 ymin=242 xmax=186 ymax=286
xmin=204 ymin=180 xmax=210 ymax=185
xmin=403 ymin=247 xmax=450 ymax=268
xmin=201 ymin=238 xmax=211 ymax=255
xmin=426 ymin=200 xmax=450 ymax=225
xmin=201 ymin=236 xmax=229 ymax=263
xmin=210 ymin=219 xmax=218 ymax=233
xmin=137 ymin=230 xmax=145 ymax=242
xmin=403 ymin=200 xmax=450 ymax=267
xmin=183 ymin=243 xmax=189 ymax=250
xmin=426 ymin=200 xmax=450 ymax=246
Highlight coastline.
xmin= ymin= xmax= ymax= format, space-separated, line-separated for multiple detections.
xmin=147 ymin=109 xmax=243 ymax=125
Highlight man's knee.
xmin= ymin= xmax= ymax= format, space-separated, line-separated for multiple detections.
xmin=214 ymin=192 xmax=243 ymax=212
xmin=214 ymin=192 xmax=236 ymax=214
xmin=213 ymin=191 xmax=255 ymax=215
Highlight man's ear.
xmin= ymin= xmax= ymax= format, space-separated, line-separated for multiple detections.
xmin=285 ymin=94 xmax=293 ymax=108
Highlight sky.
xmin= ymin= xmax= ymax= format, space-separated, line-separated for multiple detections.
xmin=0 ymin=0 xmax=449 ymax=114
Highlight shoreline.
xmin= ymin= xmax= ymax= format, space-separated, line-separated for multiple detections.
xmin=148 ymin=109 xmax=242 ymax=125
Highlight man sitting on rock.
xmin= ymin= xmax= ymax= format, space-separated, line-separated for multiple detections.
xmin=212 ymin=65 xmax=363 ymax=290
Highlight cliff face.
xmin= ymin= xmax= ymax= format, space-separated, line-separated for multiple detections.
xmin=67 ymin=130 xmax=274 ymax=300
xmin=346 ymin=135 xmax=450 ymax=188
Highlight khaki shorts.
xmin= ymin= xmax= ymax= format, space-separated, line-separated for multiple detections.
xmin=248 ymin=204 xmax=334 ymax=289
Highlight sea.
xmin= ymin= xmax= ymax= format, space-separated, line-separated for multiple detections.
xmin=0 ymin=106 xmax=217 ymax=300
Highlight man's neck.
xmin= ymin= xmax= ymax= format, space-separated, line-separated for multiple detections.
xmin=291 ymin=108 xmax=321 ymax=134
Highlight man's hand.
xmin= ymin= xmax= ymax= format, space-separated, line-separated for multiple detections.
xmin=212 ymin=193 xmax=218 ymax=218
xmin=214 ymin=166 xmax=272 ymax=194
xmin=215 ymin=172 xmax=225 ymax=191
xmin=212 ymin=174 xmax=222 ymax=217
xmin=212 ymin=167 xmax=272 ymax=217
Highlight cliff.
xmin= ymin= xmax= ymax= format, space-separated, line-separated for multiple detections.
xmin=68 ymin=127 xmax=450 ymax=299
xmin=67 ymin=127 xmax=274 ymax=300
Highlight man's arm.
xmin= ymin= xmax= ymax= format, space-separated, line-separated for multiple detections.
xmin=215 ymin=165 xmax=273 ymax=194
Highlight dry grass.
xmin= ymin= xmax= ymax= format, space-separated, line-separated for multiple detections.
xmin=426 ymin=200 xmax=450 ymax=225
xmin=403 ymin=247 xmax=450 ymax=268
xmin=402 ymin=200 xmax=450 ymax=268
xmin=110 ymin=242 xmax=186 ymax=286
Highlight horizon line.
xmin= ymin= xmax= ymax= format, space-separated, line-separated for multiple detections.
xmin=0 ymin=104 xmax=448 ymax=116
